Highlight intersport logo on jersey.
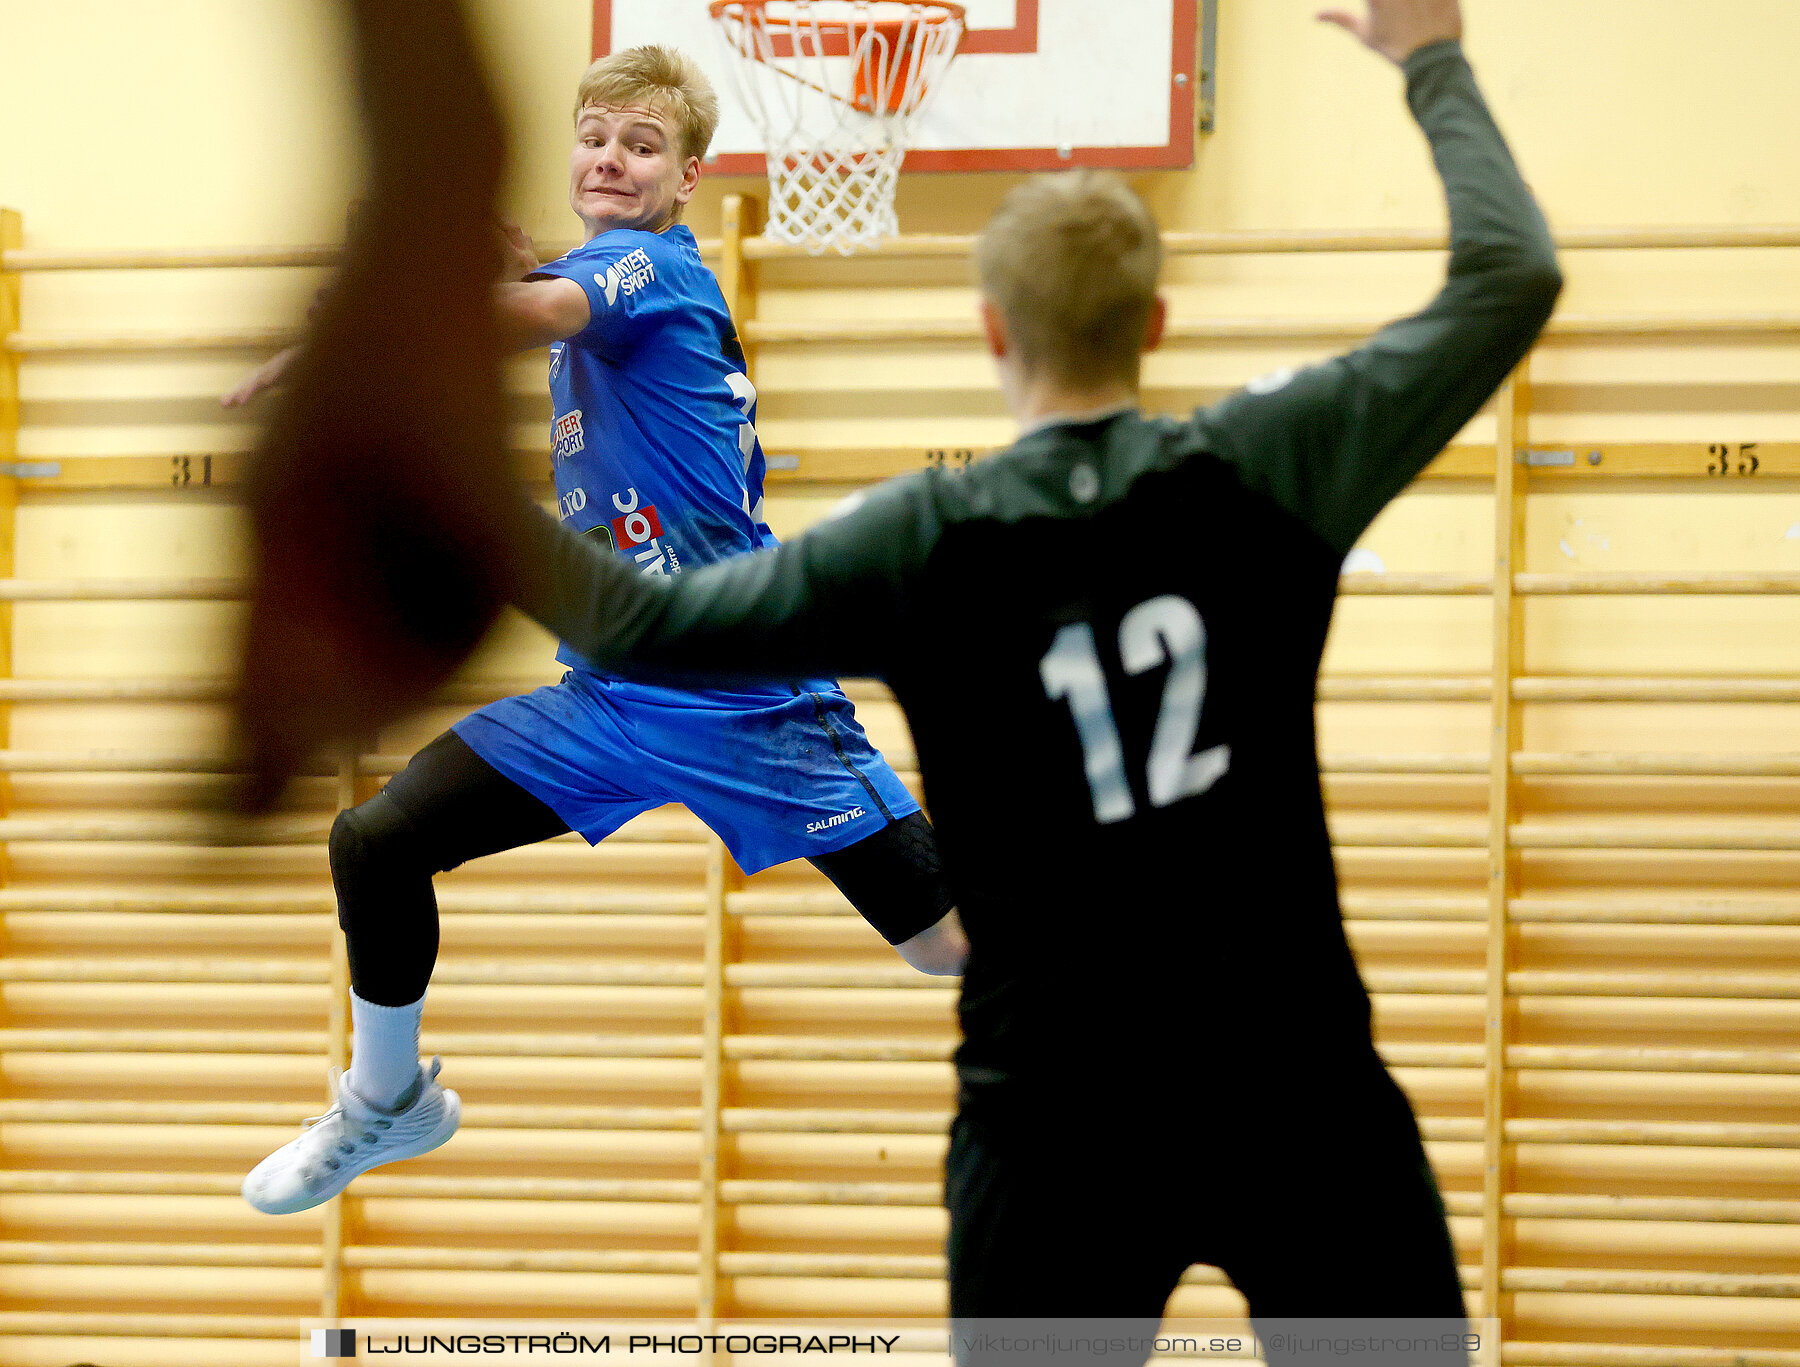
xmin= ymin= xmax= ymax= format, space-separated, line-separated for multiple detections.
xmin=598 ymin=247 xmax=656 ymax=306
xmin=552 ymin=409 xmax=584 ymax=462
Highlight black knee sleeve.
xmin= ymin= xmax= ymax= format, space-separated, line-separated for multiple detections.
xmin=330 ymin=791 xmax=430 ymax=935
xmin=331 ymin=790 xmax=441 ymax=1006
xmin=809 ymin=810 xmax=956 ymax=945
xmin=330 ymin=732 xmax=572 ymax=1006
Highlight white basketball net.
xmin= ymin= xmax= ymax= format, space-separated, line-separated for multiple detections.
xmin=710 ymin=1 xmax=965 ymax=255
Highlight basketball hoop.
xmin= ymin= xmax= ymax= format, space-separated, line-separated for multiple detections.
xmin=709 ymin=1 xmax=965 ymax=255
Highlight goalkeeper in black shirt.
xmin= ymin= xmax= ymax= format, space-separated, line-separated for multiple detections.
xmin=255 ymin=0 xmax=1559 ymax=1353
xmin=513 ymin=0 xmax=1561 ymax=1347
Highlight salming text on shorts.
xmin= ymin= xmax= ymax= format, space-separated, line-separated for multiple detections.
xmin=452 ymin=669 xmax=918 ymax=874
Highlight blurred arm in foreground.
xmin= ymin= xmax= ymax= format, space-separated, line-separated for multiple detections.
xmin=232 ymin=0 xmax=525 ymax=809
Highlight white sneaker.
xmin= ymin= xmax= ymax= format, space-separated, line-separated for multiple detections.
xmin=243 ymin=1057 xmax=460 ymax=1214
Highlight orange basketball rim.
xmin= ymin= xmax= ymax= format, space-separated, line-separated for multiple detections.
xmin=709 ymin=1 xmax=966 ymax=253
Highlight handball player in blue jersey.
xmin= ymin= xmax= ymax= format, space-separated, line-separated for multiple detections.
xmin=238 ymin=46 xmax=965 ymax=1216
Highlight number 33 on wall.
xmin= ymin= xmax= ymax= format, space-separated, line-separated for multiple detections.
xmin=1039 ymin=594 xmax=1231 ymax=825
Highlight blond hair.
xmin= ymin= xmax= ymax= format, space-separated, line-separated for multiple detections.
xmin=975 ymin=171 xmax=1163 ymax=389
xmin=574 ymin=45 xmax=720 ymax=164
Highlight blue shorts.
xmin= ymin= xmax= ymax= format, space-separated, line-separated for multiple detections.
xmin=452 ymin=671 xmax=918 ymax=874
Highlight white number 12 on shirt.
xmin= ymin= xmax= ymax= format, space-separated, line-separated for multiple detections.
xmin=1038 ymin=594 xmax=1231 ymax=825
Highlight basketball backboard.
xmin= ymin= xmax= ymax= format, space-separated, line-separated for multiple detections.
xmin=593 ymin=1 xmax=1200 ymax=173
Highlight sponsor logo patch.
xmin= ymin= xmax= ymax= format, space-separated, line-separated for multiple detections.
xmin=1246 ymin=366 xmax=1298 ymax=395
xmin=611 ymin=488 xmax=676 ymax=576
xmin=598 ymin=247 xmax=657 ymax=306
xmin=611 ymin=502 xmax=664 ymax=549
xmin=552 ymin=409 xmax=585 ymax=462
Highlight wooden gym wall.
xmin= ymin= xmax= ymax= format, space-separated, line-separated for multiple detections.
xmin=3 ymin=1 xmax=1800 ymax=1364
xmin=3 ymin=205 xmax=1800 ymax=1367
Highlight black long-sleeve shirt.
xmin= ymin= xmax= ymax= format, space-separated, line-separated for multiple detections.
xmin=520 ymin=41 xmax=1561 ymax=1102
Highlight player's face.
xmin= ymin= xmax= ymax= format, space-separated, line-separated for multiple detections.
xmin=570 ymin=104 xmax=700 ymax=237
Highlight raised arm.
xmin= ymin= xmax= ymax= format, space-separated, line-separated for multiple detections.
xmin=224 ymin=227 xmax=587 ymax=410
xmin=495 ymin=276 xmax=591 ymax=351
xmin=494 ymin=221 xmax=592 ymax=351
xmin=221 ymin=345 xmax=302 ymax=408
xmin=223 ymin=274 xmax=590 ymax=409
xmin=1192 ymin=1 xmax=1562 ymax=554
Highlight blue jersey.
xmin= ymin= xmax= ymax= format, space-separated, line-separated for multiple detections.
xmin=457 ymin=224 xmax=924 ymax=873
xmin=529 ymin=224 xmax=792 ymax=701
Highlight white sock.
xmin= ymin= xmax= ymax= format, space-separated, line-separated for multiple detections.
xmin=346 ymin=991 xmax=425 ymax=1110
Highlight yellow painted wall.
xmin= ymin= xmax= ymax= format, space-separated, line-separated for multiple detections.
xmin=9 ymin=1 xmax=1800 ymax=239
xmin=7 ymin=1 xmax=1800 ymax=327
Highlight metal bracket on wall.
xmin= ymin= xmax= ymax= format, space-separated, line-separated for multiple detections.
xmin=1199 ymin=0 xmax=1218 ymax=134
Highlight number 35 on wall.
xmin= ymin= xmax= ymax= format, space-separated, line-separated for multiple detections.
xmin=1706 ymin=442 xmax=1759 ymax=475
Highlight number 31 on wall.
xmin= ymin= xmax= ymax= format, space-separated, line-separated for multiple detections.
xmin=1039 ymin=594 xmax=1231 ymax=825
